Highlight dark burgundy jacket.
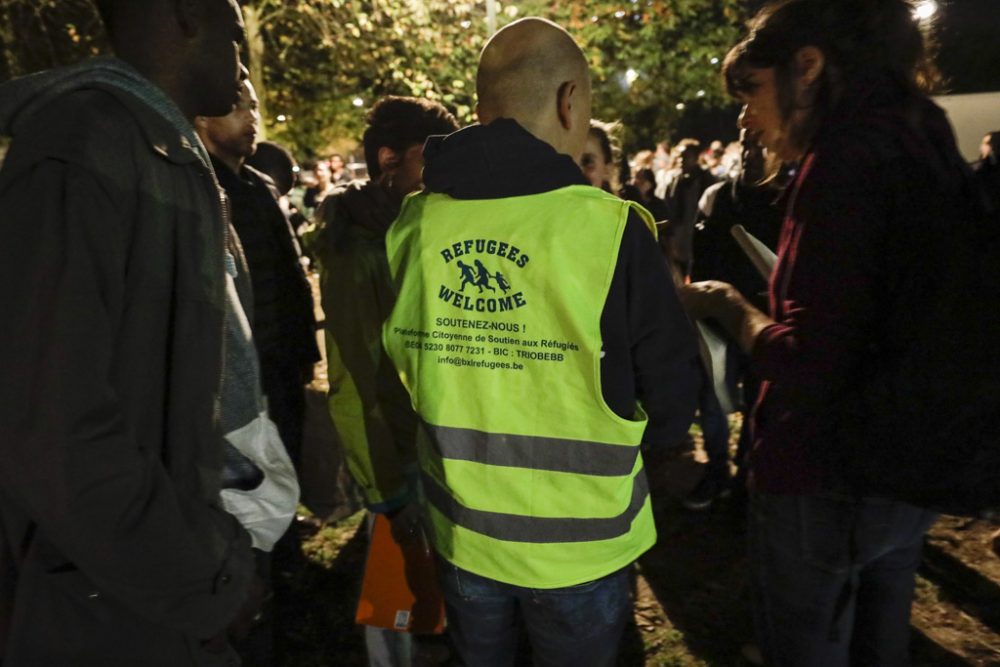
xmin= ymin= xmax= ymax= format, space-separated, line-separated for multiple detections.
xmin=750 ymin=77 xmax=972 ymax=494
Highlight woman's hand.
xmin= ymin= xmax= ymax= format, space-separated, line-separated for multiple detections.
xmin=680 ymin=280 xmax=744 ymax=321
xmin=680 ymin=280 xmax=775 ymax=354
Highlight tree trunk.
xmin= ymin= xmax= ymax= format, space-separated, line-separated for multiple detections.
xmin=0 ymin=0 xmax=21 ymax=80
xmin=243 ymin=4 xmax=268 ymax=140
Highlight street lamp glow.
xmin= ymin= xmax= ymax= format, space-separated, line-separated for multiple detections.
xmin=914 ymin=0 xmax=937 ymax=20
xmin=352 ymin=97 xmax=364 ymax=108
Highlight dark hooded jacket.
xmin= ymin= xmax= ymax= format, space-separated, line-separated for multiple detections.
xmin=421 ymin=119 xmax=700 ymax=445
xmin=0 ymin=59 xmax=254 ymax=665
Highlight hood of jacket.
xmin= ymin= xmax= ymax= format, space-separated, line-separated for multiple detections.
xmin=0 ymin=56 xmax=210 ymax=169
xmin=319 ymin=179 xmax=402 ymax=246
xmin=421 ymin=117 xmax=588 ymax=200
xmin=818 ymin=74 xmax=968 ymax=193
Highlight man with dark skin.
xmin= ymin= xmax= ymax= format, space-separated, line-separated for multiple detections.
xmin=98 ymin=0 xmax=245 ymax=120
xmin=197 ymin=76 xmax=315 ymax=665
xmin=197 ymin=77 xmax=319 ymax=473
xmin=316 ymin=95 xmax=459 ymax=667
xmin=0 ymin=0 xmax=261 ymax=663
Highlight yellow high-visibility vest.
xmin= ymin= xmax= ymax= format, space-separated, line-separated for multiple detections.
xmin=383 ymin=185 xmax=657 ymax=588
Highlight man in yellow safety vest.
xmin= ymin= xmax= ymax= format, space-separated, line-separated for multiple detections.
xmin=383 ymin=17 xmax=699 ymax=666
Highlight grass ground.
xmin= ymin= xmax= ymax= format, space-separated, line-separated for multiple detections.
xmin=274 ymin=412 xmax=1000 ymax=666
xmin=288 ymin=276 xmax=1000 ymax=665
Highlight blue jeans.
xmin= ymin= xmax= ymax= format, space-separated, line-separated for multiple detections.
xmin=749 ymin=492 xmax=936 ymax=667
xmin=436 ymin=560 xmax=631 ymax=667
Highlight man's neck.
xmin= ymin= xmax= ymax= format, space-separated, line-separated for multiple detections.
xmin=211 ymin=151 xmax=244 ymax=175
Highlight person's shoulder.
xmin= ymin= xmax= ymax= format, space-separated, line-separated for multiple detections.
xmin=621 ymin=208 xmax=658 ymax=254
xmin=322 ymin=180 xmax=383 ymax=221
xmin=812 ymin=96 xmax=944 ymax=178
xmin=18 ymin=88 xmax=145 ymax=170
xmin=806 ymin=113 xmax=900 ymax=195
xmin=38 ymin=87 xmax=141 ymax=142
xmin=317 ymin=181 xmax=383 ymax=235
xmin=243 ymin=164 xmax=281 ymax=199
xmin=699 ymin=180 xmax=729 ymax=217
xmin=1 ymin=88 xmax=149 ymax=191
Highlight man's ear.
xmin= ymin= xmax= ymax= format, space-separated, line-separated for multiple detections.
xmin=173 ymin=0 xmax=201 ymax=38
xmin=378 ymin=146 xmax=400 ymax=176
xmin=557 ymin=81 xmax=576 ymax=131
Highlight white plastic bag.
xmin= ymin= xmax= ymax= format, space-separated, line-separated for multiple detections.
xmin=221 ymin=410 xmax=300 ymax=551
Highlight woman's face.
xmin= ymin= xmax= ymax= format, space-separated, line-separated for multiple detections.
xmin=581 ymin=133 xmax=610 ymax=189
xmin=737 ymin=66 xmax=803 ymax=162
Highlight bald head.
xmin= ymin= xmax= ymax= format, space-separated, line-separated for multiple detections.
xmin=477 ymin=18 xmax=592 ymax=161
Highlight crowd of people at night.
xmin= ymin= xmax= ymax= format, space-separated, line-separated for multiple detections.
xmin=1 ymin=0 xmax=999 ymax=666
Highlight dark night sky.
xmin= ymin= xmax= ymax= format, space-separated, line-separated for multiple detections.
xmin=675 ymin=0 xmax=1000 ymax=146
xmin=744 ymin=0 xmax=1000 ymax=93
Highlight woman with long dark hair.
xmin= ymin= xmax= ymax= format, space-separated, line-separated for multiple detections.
xmin=681 ymin=1 xmax=972 ymax=664
xmin=581 ymin=120 xmax=618 ymax=193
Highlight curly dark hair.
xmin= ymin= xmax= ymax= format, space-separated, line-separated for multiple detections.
xmin=362 ymin=96 xmax=459 ymax=178
xmin=723 ymin=0 xmax=940 ymax=153
xmin=246 ymin=141 xmax=297 ymax=196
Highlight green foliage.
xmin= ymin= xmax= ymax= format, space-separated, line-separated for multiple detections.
xmin=572 ymin=1 xmax=746 ymax=148
xmin=0 ymin=0 xmax=747 ymax=155
xmin=247 ymin=0 xmax=489 ymax=156
xmin=248 ymin=0 xmax=748 ymax=155
xmin=0 ymin=0 xmax=108 ymax=80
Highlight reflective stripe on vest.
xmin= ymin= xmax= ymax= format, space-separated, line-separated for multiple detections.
xmin=423 ymin=422 xmax=640 ymax=476
xmin=421 ymin=468 xmax=649 ymax=543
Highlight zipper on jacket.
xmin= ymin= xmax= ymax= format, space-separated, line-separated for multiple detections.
xmin=199 ymin=160 xmax=230 ymax=429
xmin=217 ymin=186 xmax=231 ymax=426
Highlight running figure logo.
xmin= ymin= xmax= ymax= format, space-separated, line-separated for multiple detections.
xmin=458 ymin=259 xmax=511 ymax=294
xmin=437 ymin=239 xmax=528 ymax=313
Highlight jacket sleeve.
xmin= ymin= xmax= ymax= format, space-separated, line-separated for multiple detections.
xmin=0 ymin=158 xmax=254 ymax=639
xmin=602 ymin=213 xmax=701 ymax=446
xmin=319 ymin=202 xmax=418 ymax=512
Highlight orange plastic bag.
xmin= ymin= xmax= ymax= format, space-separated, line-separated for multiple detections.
xmin=354 ymin=515 xmax=446 ymax=634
